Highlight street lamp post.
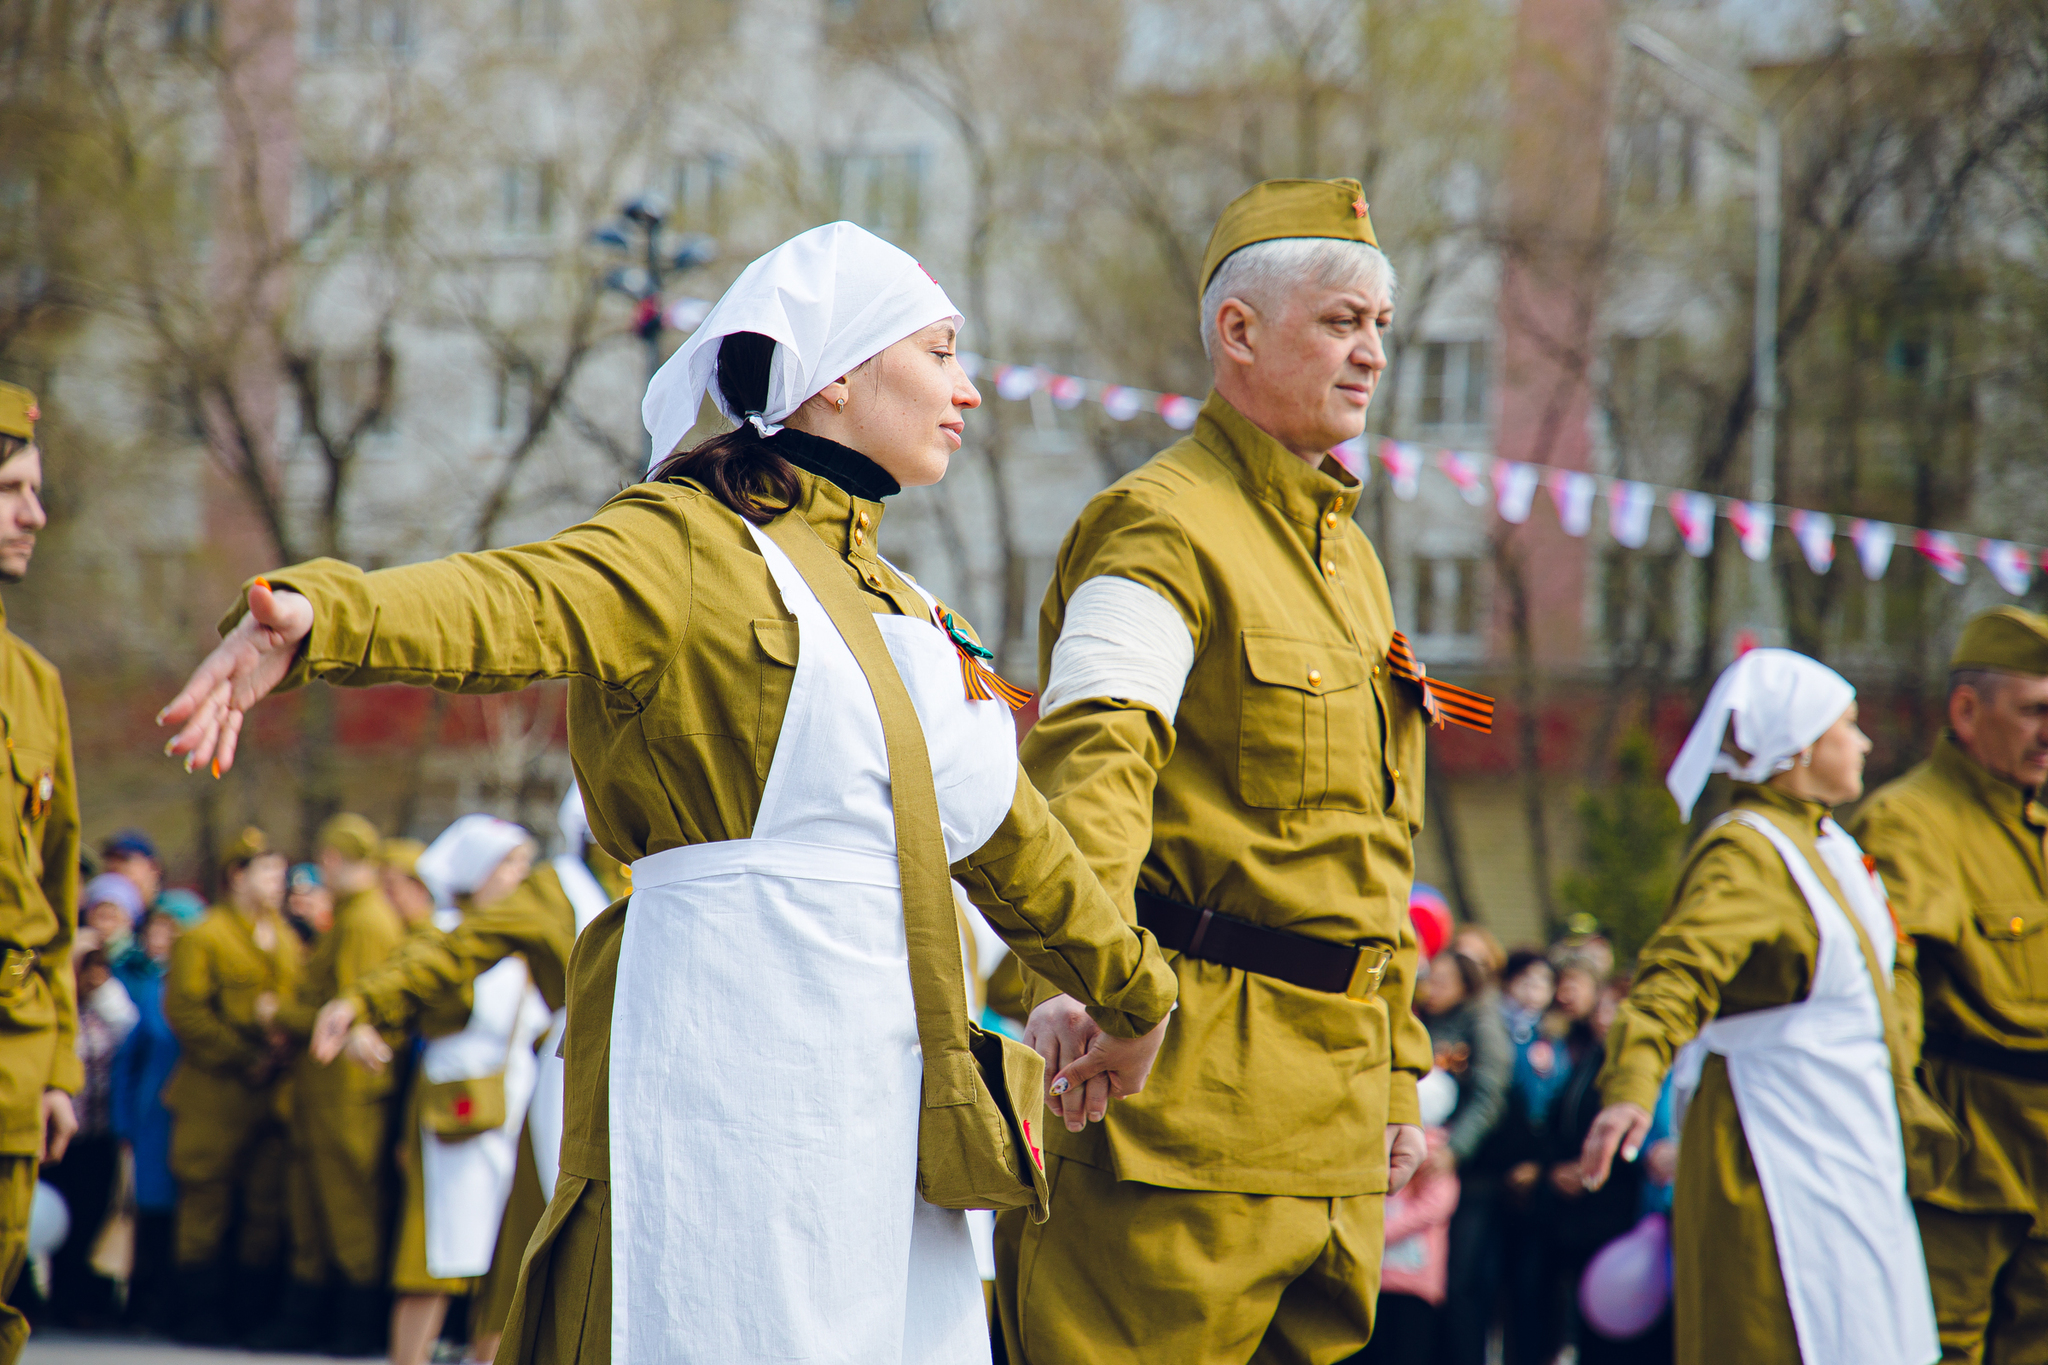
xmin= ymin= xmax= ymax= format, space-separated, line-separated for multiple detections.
xmin=592 ymin=194 xmax=718 ymax=463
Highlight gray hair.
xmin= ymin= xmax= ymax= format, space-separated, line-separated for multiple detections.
xmin=1200 ymin=237 xmax=1396 ymax=359
xmin=1950 ymin=668 xmax=2012 ymax=701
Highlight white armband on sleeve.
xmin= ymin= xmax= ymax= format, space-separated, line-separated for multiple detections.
xmin=1039 ymin=576 xmax=1196 ymax=721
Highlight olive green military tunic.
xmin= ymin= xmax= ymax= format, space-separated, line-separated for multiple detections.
xmin=276 ymin=884 xmax=407 ymax=1288
xmin=1853 ymin=733 xmax=2048 ymax=1365
xmin=1002 ymin=391 xmax=1434 ymax=1364
xmin=0 ymin=601 xmax=81 ymax=1362
xmin=1601 ymin=784 xmax=1942 ymax=1365
xmin=235 ymin=468 xmax=1176 ymax=1364
xmin=339 ymin=863 xmax=576 ymax=1309
xmin=162 ymin=904 xmax=301 ymax=1268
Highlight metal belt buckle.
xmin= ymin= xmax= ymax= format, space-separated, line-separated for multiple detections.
xmin=1346 ymin=943 xmax=1394 ymax=1001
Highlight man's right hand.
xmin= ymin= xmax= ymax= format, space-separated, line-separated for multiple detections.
xmin=1580 ymin=1101 xmax=1653 ymax=1191
xmin=311 ymin=997 xmax=360 ymax=1065
xmin=159 ymin=580 xmax=313 ymax=776
xmin=1023 ymin=994 xmax=1170 ymax=1132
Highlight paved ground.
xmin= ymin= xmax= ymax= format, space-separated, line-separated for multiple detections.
xmin=22 ymin=1330 xmax=373 ymax=1364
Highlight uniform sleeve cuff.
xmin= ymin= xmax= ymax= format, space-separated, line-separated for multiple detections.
xmin=46 ymin=1051 xmax=82 ymax=1094
xmin=1386 ymin=1069 xmax=1422 ymax=1127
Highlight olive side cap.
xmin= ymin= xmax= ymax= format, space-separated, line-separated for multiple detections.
xmin=1953 ymin=607 xmax=2048 ymax=678
xmin=317 ymin=811 xmax=382 ymax=861
xmin=1199 ymin=177 xmax=1380 ymax=296
xmin=219 ymin=825 xmax=271 ymax=872
xmin=0 ymin=383 xmax=37 ymax=442
xmin=382 ymin=837 xmax=427 ymax=879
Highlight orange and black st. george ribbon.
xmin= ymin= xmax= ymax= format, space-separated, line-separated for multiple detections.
xmin=1387 ymin=631 xmax=1494 ymax=733
xmin=933 ymin=604 xmax=1034 ymax=710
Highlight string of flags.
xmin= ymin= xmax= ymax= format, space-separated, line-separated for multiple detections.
xmin=958 ymin=352 xmax=2045 ymax=599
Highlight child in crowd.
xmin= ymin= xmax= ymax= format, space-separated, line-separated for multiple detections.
xmin=1351 ymin=1068 xmax=1462 ymax=1364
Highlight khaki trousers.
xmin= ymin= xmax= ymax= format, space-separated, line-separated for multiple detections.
xmin=995 ymin=1155 xmax=1385 ymax=1365
xmin=172 ymin=1116 xmax=288 ymax=1268
xmin=0 ymin=1155 xmax=35 ymax=1364
xmin=1919 ymin=1201 xmax=2048 ymax=1365
xmin=287 ymin=1100 xmax=394 ymax=1287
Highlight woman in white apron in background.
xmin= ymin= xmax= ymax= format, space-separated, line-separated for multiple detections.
xmin=161 ymin=221 xmax=1179 ymax=1365
xmin=1580 ymin=649 xmax=1946 ymax=1365
xmin=386 ymin=816 xmax=552 ymax=1365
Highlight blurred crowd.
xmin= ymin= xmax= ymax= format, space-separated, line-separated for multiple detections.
xmin=1356 ymin=890 xmax=1677 ymax=1365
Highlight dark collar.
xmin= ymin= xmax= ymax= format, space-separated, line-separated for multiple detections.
xmin=768 ymin=427 xmax=900 ymax=502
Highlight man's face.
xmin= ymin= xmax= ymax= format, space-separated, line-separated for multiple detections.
xmin=1953 ymin=673 xmax=2048 ymax=788
xmin=1218 ymin=276 xmax=1393 ymax=460
xmin=234 ymin=853 xmax=289 ymax=914
xmin=0 ymin=446 xmax=45 ymax=583
xmin=107 ymin=852 xmax=162 ymax=901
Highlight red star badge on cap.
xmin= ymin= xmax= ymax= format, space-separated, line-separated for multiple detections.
xmin=23 ymin=404 xmax=37 ymax=421
xmin=1353 ymin=198 xmax=1369 ymax=219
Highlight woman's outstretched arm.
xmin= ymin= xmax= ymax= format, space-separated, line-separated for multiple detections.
xmin=162 ymin=484 xmax=697 ymax=773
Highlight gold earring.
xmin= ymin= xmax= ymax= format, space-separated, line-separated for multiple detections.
xmin=836 ymin=396 xmax=847 ymax=413
xmin=1800 ymin=751 xmax=1813 ymax=768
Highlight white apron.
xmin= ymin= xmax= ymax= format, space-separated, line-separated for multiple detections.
xmin=1678 ymin=810 xmax=1937 ymax=1365
xmin=419 ymin=952 xmax=552 ymax=1278
xmin=527 ymin=853 xmax=612 ymax=1195
xmin=608 ymin=521 xmax=1018 ymax=1364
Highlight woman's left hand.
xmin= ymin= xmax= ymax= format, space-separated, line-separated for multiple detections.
xmin=1024 ymin=995 xmax=1169 ymax=1132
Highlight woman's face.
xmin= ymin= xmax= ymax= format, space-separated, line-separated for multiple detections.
xmin=471 ymin=842 xmax=537 ymax=909
xmin=1776 ymin=702 xmax=1872 ymax=807
xmin=143 ymin=914 xmax=177 ymax=962
xmin=382 ymin=867 xmax=436 ymax=926
xmin=1505 ymin=962 xmax=1554 ymax=1014
xmin=1553 ymin=966 xmax=1599 ymax=1020
xmin=1419 ymin=950 xmax=1467 ymax=1015
xmin=799 ymin=321 xmax=981 ymax=488
xmin=84 ymin=900 xmax=129 ymax=944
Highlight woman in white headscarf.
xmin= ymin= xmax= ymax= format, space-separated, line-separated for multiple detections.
xmin=1577 ymin=649 xmax=1950 ymax=1365
xmin=158 ymin=221 xmax=1178 ymax=1365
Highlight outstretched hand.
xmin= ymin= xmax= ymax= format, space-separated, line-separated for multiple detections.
xmin=158 ymin=579 xmax=313 ymax=776
xmin=1580 ymin=1101 xmax=1654 ymax=1191
xmin=1023 ymin=995 xmax=1170 ymax=1132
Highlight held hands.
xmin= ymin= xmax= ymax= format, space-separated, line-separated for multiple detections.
xmin=310 ymin=998 xmax=360 ymax=1065
xmin=1023 ymin=995 xmax=1169 ymax=1133
xmin=158 ymin=580 xmax=314 ymax=776
xmin=1579 ymin=1101 xmax=1654 ymax=1191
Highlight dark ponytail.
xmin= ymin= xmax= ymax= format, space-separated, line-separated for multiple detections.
xmin=649 ymin=331 xmax=803 ymax=524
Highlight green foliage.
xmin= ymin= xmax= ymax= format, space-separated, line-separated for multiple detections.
xmin=1557 ymin=729 xmax=1687 ymax=966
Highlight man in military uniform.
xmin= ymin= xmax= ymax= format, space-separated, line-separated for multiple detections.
xmin=996 ymin=180 xmax=1437 ymax=1363
xmin=0 ymin=383 xmax=81 ymax=1365
xmin=162 ymin=827 xmax=299 ymax=1344
xmin=1853 ymin=608 xmax=2048 ymax=1365
xmin=256 ymin=813 xmax=407 ymax=1353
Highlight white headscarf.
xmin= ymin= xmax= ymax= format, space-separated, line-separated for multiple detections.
xmin=557 ymin=785 xmax=590 ymax=855
xmin=1666 ymin=648 xmax=1857 ymax=820
xmin=415 ymin=814 xmax=532 ymax=908
xmin=641 ymin=221 xmax=963 ymax=468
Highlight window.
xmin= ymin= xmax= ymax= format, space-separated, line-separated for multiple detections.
xmin=493 ymin=359 xmax=536 ymax=433
xmin=501 ymin=162 xmax=557 ymax=236
xmin=671 ymin=155 xmax=728 ymax=234
xmin=310 ymin=0 xmax=414 ymax=58
xmin=1416 ymin=340 xmax=1490 ymax=430
xmin=1412 ymin=557 xmax=1483 ymax=638
xmin=1621 ymin=115 xmax=1696 ymax=208
xmin=302 ymin=164 xmax=403 ymax=239
xmin=166 ymin=0 xmax=217 ymax=53
xmin=826 ymin=150 xmax=925 ymax=244
xmin=506 ymin=0 xmax=563 ymax=43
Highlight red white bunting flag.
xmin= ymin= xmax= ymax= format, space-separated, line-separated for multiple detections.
xmin=1547 ymin=469 xmax=1597 ymax=537
xmin=1438 ymin=449 xmax=1489 ymax=506
xmin=1045 ymin=374 xmax=1085 ymax=409
xmin=1790 ymin=510 xmax=1835 ymax=574
xmin=994 ymin=365 xmax=1042 ymax=401
xmin=1851 ymin=520 xmax=1895 ymax=580
xmin=1915 ymin=529 xmax=1969 ymax=585
xmin=1729 ymin=501 xmax=1774 ymax=562
xmin=1609 ymin=481 xmax=1655 ymax=548
xmin=1981 ymin=539 xmax=2032 ymax=596
xmin=1378 ymin=439 xmax=1423 ymax=501
xmin=1330 ymin=436 xmax=1369 ymax=479
xmin=1156 ymin=394 xmax=1200 ymax=430
xmin=1669 ymin=490 xmax=1716 ymax=557
xmin=1100 ymin=385 xmax=1144 ymax=421
xmin=1493 ymin=460 xmax=1540 ymax=525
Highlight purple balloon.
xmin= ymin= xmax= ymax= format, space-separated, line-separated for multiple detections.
xmin=1578 ymin=1212 xmax=1672 ymax=1340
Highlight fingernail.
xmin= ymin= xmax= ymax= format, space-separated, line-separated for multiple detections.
xmin=210 ymin=760 xmax=220 ymax=779
xmin=252 ymin=576 xmax=270 ymax=590
xmin=154 ymin=709 xmax=166 ymax=726
xmin=1622 ymin=1146 xmax=1639 ymax=1162
xmin=163 ymin=739 xmax=176 ymax=757
xmin=182 ymin=754 xmax=196 ymax=774
xmin=1049 ymin=1077 xmax=1069 ymax=1096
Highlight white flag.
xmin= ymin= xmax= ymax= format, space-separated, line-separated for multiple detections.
xmin=1546 ymin=469 xmax=1596 ymax=537
xmin=1608 ymin=481 xmax=1654 ymax=549
xmin=1790 ymin=510 xmax=1835 ymax=574
xmin=1851 ymin=520 xmax=1895 ymax=581
xmin=1494 ymin=461 xmax=1540 ymax=525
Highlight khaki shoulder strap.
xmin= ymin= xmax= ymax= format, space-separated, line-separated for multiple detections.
xmin=760 ymin=514 xmax=976 ymax=1100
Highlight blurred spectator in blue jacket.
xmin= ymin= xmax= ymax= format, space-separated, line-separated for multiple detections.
xmin=112 ymin=908 xmax=182 ymax=1333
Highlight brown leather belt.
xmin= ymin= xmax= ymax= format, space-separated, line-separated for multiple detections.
xmin=1133 ymin=889 xmax=1393 ymax=1001
xmin=1924 ymin=1032 xmax=2048 ymax=1084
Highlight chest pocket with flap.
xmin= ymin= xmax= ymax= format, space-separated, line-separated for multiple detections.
xmin=1237 ymin=631 xmax=1380 ymax=811
xmin=10 ymin=746 xmax=52 ymax=880
xmin=1970 ymin=900 xmax=2048 ymax=1000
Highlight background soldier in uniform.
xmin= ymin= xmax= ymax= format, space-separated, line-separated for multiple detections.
xmin=260 ymin=812 xmax=408 ymax=1354
xmin=997 ymin=179 xmax=1438 ymax=1364
xmin=161 ymin=827 xmax=300 ymax=1344
xmin=0 ymin=383 xmax=81 ymax=1365
xmin=1853 ymin=607 xmax=2048 ymax=1365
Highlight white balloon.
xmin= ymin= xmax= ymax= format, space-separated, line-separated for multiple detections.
xmin=28 ymin=1182 xmax=68 ymax=1258
xmin=1417 ymin=1067 xmax=1460 ymax=1130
